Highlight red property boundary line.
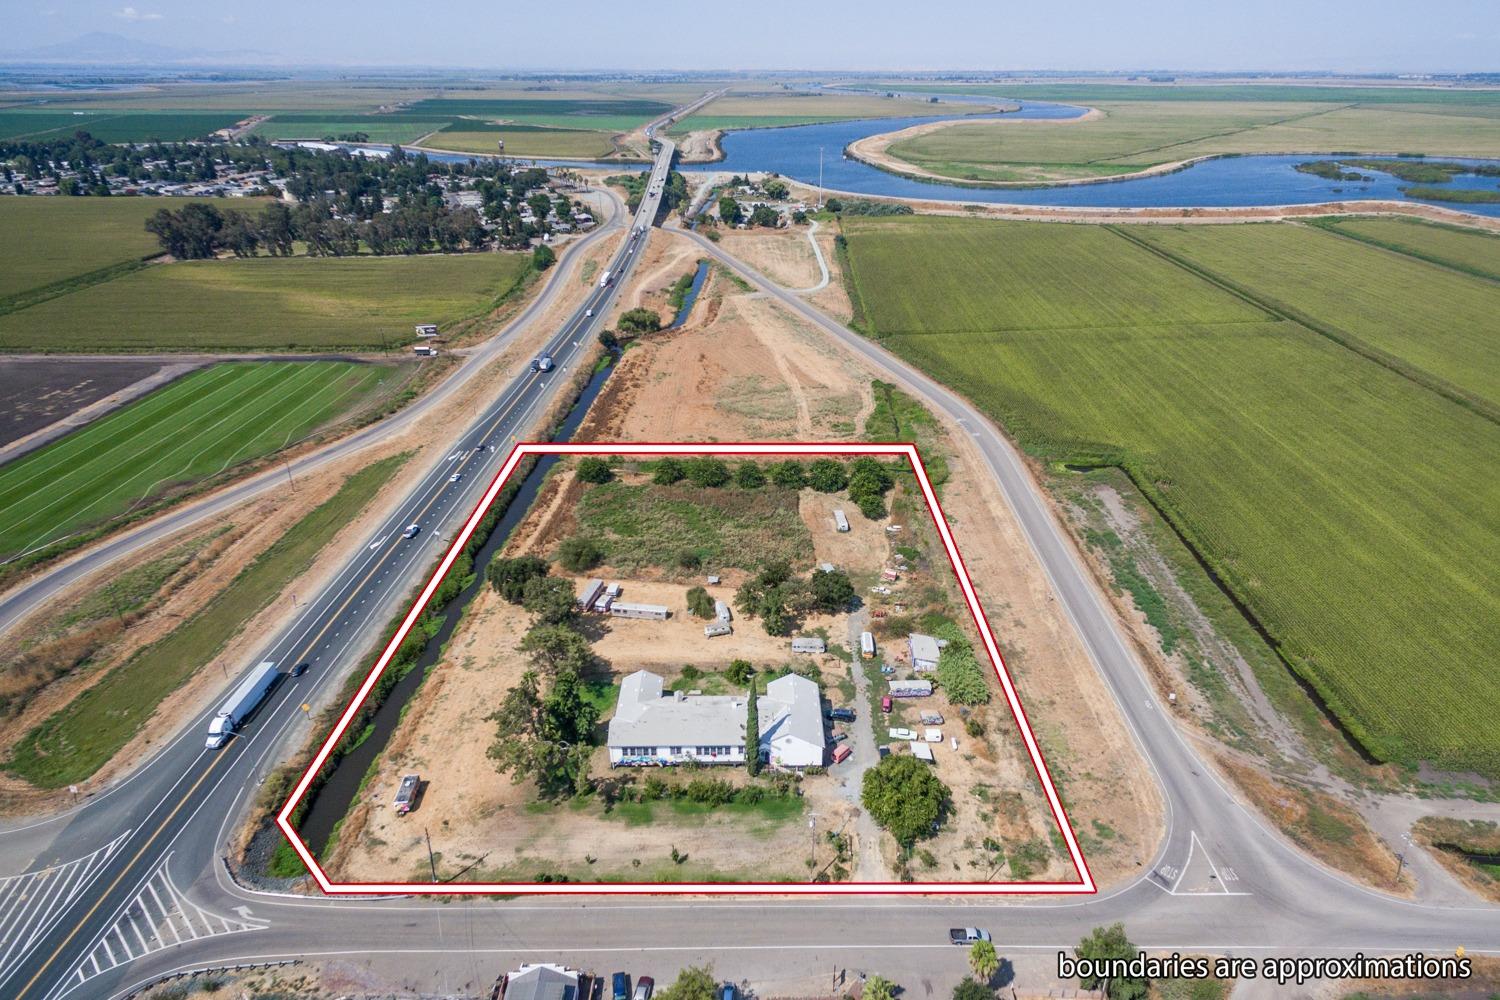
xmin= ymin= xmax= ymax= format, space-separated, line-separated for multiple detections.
xmin=276 ymin=441 xmax=1096 ymax=895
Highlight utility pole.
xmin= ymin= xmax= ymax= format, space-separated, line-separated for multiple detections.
xmin=818 ymin=146 xmax=824 ymax=208
xmin=425 ymin=826 xmax=439 ymax=883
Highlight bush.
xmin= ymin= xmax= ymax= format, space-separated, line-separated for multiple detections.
xmin=686 ymin=586 xmax=715 ymax=619
xmin=825 ymin=197 xmax=844 ymax=213
xmin=488 ymin=556 xmax=549 ymax=603
xmin=532 ymin=243 xmax=556 ymax=270
xmin=735 ymin=461 xmax=765 ymax=488
xmin=769 ymin=460 xmax=806 ymax=489
xmin=652 ymin=457 xmax=686 ymax=484
xmin=676 ymin=549 xmax=702 ymax=570
xmin=558 ymin=536 xmax=605 ymax=572
xmin=726 ymin=659 xmax=755 ymax=685
xmin=685 ymin=456 xmax=731 ymax=487
xmin=576 ymin=456 xmax=612 ymax=484
xmin=965 ymin=717 xmax=985 ymax=738
xmin=618 ymin=307 xmax=662 ymax=334
xmin=807 ymin=458 xmax=848 ymax=492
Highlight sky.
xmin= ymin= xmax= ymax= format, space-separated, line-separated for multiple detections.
xmin=5 ymin=0 xmax=1499 ymax=73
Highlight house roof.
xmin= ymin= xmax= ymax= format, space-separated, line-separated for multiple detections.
xmin=908 ymin=633 xmax=945 ymax=663
xmin=506 ymin=964 xmax=579 ymax=1000
xmin=607 ymin=670 xmax=823 ymax=752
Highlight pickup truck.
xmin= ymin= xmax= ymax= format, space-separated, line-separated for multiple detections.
xmin=950 ymin=927 xmax=992 ymax=945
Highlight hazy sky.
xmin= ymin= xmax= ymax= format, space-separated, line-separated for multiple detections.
xmin=7 ymin=0 xmax=1499 ymax=72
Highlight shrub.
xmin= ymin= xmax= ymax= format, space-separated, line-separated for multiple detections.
xmin=576 ymin=457 xmax=612 ymax=484
xmin=618 ymin=307 xmax=662 ymax=334
xmin=726 ymin=659 xmax=755 ymax=685
xmin=769 ymin=460 xmax=805 ymax=489
xmin=558 ymin=536 xmax=605 ymax=572
xmin=735 ymin=461 xmax=766 ymax=488
xmin=652 ymin=457 xmax=685 ymax=484
xmin=677 ymin=549 xmax=702 ymax=570
xmin=807 ymin=458 xmax=848 ymax=492
xmin=965 ymin=717 xmax=985 ymax=738
xmin=686 ymin=586 xmax=715 ymax=619
xmin=532 ymin=243 xmax=556 ymax=270
xmin=685 ymin=456 xmax=731 ymax=487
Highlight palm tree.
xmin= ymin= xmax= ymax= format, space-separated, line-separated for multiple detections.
xmin=969 ymin=939 xmax=999 ymax=983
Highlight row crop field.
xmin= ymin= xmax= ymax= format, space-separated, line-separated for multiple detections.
xmin=0 ymin=361 xmax=390 ymax=564
xmin=0 ymin=251 xmax=530 ymax=351
xmin=1126 ymin=222 xmax=1500 ymax=412
xmin=0 ymin=109 xmax=246 ymax=143
xmin=422 ymin=124 xmax=618 ymax=159
xmin=841 ymin=214 xmax=1500 ymax=774
xmin=1316 ymin=216 xmax=1500 ymax=283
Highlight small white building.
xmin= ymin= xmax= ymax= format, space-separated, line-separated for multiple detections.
xmin=607 ymin=670 xmax=824 ymax=768
xmin=908 ymin=633 xmax=948 ymax=672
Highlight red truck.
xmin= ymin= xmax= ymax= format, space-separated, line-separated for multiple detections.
xmin=881 ymin=695 xmax=892 ymax=713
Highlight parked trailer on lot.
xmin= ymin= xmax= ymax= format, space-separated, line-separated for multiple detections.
xmin=833 ymin=510 xmax=850 ymax=532
xmin=610 ymin=601 xmax=670 ymax=621
xmin=860 ymin=631 xmax=876 ymax=656
xmin=394 ymin=774 xmax=421 ymax=815
xmin=791 ymin=637 xmax=826 ymax=654
xmin=889 ymin=679 xmax=933 ymax=698
xmin=704 ymin=622 xmax=732 ymax=638
xmin=205 ymin=661 xmax=279 ymax=749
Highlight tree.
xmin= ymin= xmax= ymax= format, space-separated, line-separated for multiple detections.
xmin=487 ymin=556 xmax=549 ymax=603
xmin=684 ymin=456 xmax=730 ymax=487
xmin=745 ymin=675 xmax=761 ymax=777
xmin=522 ymin=574 xmax=578 ymax=626
xmin=734 ymin=461 xmax=765 ymax=488
xmin=1075 ymin=924 xmax=1146 ymax=1000
xmin=808 ymin=568 xmax=856 ymax=613
xmin=762 ymin=178 xmax=789 ymax=200
xmin=558 ymin=536 xmax=605 ymax=572
xmin=618 ymin=308 xmax=662 ymax=334
xmin=749 ymin=204 xmax=780 ymax=228
xmin=726 ymin=659 xmax=755 ymax=685
xmin=718 ymin=195 xmax=742 ymax=226
xmin=807 ymin=458 xmax=848 ymax=493
xmin=576 ymin=456 xmax=612 ymax=483
xmin=825 ymin=197 xmax=844 ymax=213
xmin=655 ymin=965 xmax=717 ymax=1000
xmin=769 ymin=460 xmax=805 ymax=489
xmin=519 ymin=624 xmax=594 ymax=677
xmin=952 ymin=979 xmax=992 ymax=1000
xmin=864 ymin=977 xmax=897 ymax=1000
xmin=685 ymin=586 xmax=715 ymax=619
xmin=652 ymin=457 xmax=685 ymax=485
xmin=861 ymin=753 xmax=950 ymax=846
xmin=969 ymin=939 xmax=999 ymax=983
xmin=532 ymin=242 xmax=556 ymax=270
xmin=486 ymin=670 xmax=598 ymax=797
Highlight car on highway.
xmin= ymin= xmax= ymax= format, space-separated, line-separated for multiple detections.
xmin=949 ymin=927 xmax=991 ymax=945
xmin=531 ymin=355 xmax=555 ymax=373
xmin=402 ymin=524 xmax=420 ymax=539
xmin=612 ymin=973 xmax=629 ymax=1000
xmin=291 ymin=662 xmax=310 ymax=677
xmin=586 ymin=308 xmax=594 ymax=317
xmin=448 ymin=473 xmax=461 ymax=483
xmin=633 ymin=977 xmax=654 ymax=1000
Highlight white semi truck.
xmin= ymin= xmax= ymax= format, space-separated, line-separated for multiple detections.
xmin=205 ymin=661 xmax=279 ymax=749
xmin=599 ymin=269 xmax=612 ymax=288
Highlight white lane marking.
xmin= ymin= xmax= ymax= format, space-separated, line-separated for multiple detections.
xmin=0 ymin=831 xmax=129 ymax=986
xmin=368 ymin=536 xmax=388 ymax=550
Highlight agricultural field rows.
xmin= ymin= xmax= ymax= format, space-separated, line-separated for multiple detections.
xmin=0 ymin=251 xmax=530 ymax=351
xmin=1317 ymin=216 xmax=1500 ymax=282
xmin=1128 ymin=223 xmax=1500 ymax=409
xmin=841 ymin=214 xmax=1500 ymax=774
xmin=0 ymin=361 xmax=390 ymax=563
xmin=0 ymin=109 xmax=246 ymax=143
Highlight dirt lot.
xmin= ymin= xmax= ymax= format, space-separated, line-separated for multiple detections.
xmin=0 ymin=356 xmax=180 ymax=453
xmin=715 ymin=228 xmax=822 ymax=289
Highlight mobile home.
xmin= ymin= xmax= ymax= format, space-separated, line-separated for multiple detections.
xmin=833 ymin=510 xmax=850 ymax=533
xmin=714 ymin=599 xmax=732 ymax=623
xmin=578 ymin=579 xmax=605 ymax=610
xmin=704 ymin=622 xmax=732 ymax=638
xmin=791 ymin=637 xmax=827 ymax=654
xmin=610 ymin=602 xmax=670 ymax=621
xmin=888 ymin=678 xmax=933 ymax=698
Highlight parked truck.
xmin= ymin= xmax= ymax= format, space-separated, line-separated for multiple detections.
xmin=205 ymin=661 xmax=279 ymax=748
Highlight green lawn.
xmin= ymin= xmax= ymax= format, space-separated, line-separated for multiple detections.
xmin=0 ymin=197 xmax=258 ymax=302
xmin=1317 ymin=217 xmax=1500 ymax=282
xmin=882 ymin=99 xmax=1500 ymax=183
xmin=841 ymin=214 xmax=1500 ymax=775
xmin=0 ymin=252 xmax=530 ymax=351
xmin=0 ymin=361 xmax=390 ymax=562
xmin=1127 ymin=222 xmax=1500 ymax=411
xmin=573 ymin=479 xmax=813 ymax=576
xmin=5 ymin=452 xmax=408 ymax=788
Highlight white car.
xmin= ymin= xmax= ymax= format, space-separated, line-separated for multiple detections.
xmin=448 ymin=473 xmax=461 ymax=483
xmin=585 ymin=308 xmax=593 ymax=317
xmin=402 ymin=524 xmax=420 ymax=539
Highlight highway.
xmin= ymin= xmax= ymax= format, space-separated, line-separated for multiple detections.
xmin=0 ymin=128 xmax=679 ymax=1000
xmin=1 ymin=102 xmax=1497 ymax=1000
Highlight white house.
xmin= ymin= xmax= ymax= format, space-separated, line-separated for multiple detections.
xmin=606 ymin=670 xmax=824 ymax=768
xmin=501 ymin=963 xmax=580 ymax=1000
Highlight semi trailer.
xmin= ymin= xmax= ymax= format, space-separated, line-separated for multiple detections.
xmin=205 ymin=661 xmax=279 ymax=748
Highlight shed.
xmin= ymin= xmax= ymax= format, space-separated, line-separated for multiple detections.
xmin=501 ymin=963 xmax=580 ymax=1000
xmin=908 ymin=633 xmax=947 ymax=672
xmin=610 ymin=602 xmax=670 ymax=621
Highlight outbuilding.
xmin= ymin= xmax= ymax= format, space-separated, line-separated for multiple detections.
xmin=833 ymin=510 xmax=850 ymax=533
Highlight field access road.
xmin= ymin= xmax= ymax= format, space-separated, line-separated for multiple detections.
xmin=0 ymin=135 xmax=679 ymax=1000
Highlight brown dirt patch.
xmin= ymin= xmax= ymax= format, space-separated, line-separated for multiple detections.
xmin=715 ymin=228 xmax=821 ymax=289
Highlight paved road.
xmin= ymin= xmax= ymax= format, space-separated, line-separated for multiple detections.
xmin=3 ymin=111 xmax=1497 ymax=1000
xmin=0 ymin=132 xmax=679 ymax=1000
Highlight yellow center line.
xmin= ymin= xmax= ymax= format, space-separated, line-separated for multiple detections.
xmin=14 ymin=751 xmax=228 ymax=1000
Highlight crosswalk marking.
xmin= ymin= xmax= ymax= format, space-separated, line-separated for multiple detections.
xmin=0 ymin=832 xmax=130 ymax=988
xmin=64 ymin=854 xmax=266 ymax=991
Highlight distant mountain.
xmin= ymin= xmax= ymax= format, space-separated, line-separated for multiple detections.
xmin=1 ymin=31 xmax=277 ymax=66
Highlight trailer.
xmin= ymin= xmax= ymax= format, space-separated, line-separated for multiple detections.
xmin=888 ymin=679 xmax=933 ymax=698
xmin=833 ymin=510 xmax=850 ymax=533
xmin=578 ymin=579 xmax=605 ymax=610
xmin=610 ymin=601 xmax=670 ymax=621
xmin=394 ymin=774 xmax=421 ymax=815
xmin=205 ymin=661 xmax=279 ymax=749
xmin=859 ymin=631 xmax=876 ymax=657
xmin=714 ymin=599 xmax=732 ymax=623
xmin=791 ymin=637 xmax=826 ymax=654
xmin=704 ymin=622 xmax=732 ymax=638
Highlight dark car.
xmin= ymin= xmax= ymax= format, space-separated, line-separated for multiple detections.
xmin=612 ymin=973 xmax=629 ymax=1000
xmin=291 ymin=662 xmax=310 ymax=677
xmin=720 ymin=985 xmax=736 ymax=1000
xmin=826 ymin=707 xmax=856 ymax=722
xmin=633 ymin=977 xmax=654 ymax=1000
xmin=588 ymin=977 xmax=604 ymax=1000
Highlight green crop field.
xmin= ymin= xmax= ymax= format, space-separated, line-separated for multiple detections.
xmin=892 ymin=82 xmax=1500 ymax=108
xmin=251 ymin=114 xmax=454 ymax=145
xmin=5 ymin=451 xmax=408 ymax=788
xmin=422 ymin=124 xmax=618 ymax=158
xmin=1126 ymin=223 xmax=1500 ymax=411
xmin=669 ymin=92 xmax=962 ymax=135
xmin=0 ymin=251 xmax=530 ymax=351
xmin=0 ymin=109 xmax=245 ymax=143
xmin=882 ymin=99 xmax=1500 ymax=183
xmin=841 ymin=214 xmax=1500 ymax=774
xmin=0 ymin=361 xmax=390 ymax=563
xmin=1317 ymin=217 xmax=1500 ymax=282
xmin=0 ymin=197 xmax=260 ymax=303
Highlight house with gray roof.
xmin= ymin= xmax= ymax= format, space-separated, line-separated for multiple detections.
xmin=606 ymin=669 xmax=824 ymax=769
xmin=500 ymin=963 xmax=579 ymax=1000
